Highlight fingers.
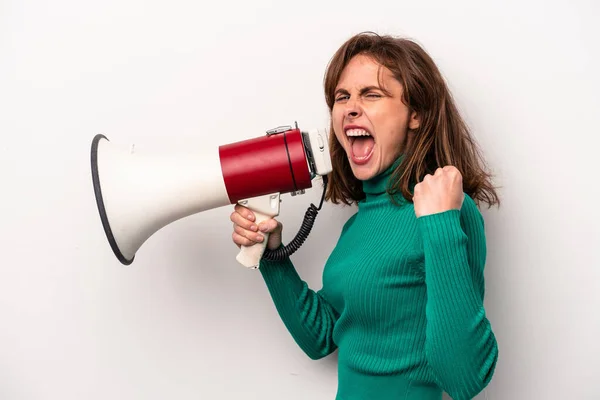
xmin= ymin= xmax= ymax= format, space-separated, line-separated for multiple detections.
xmin=231 ymin=205 xmax=260 ymax=248
xmin=232 ymin=230 xmax=264 ymax=248
xmin=413 ymin=182 xmax=422 ymax=195
xmin=230 ymin=205 xmax=282 ymax=248
xmin=232 ymin=205 xmax=260 ymax=231
xmin=424 ymin=166 xmax=462 ymax=182
xmin=233 ymin=204 xmax=256 ymax=224
xmin=257 ymin=218 xmax=280 ymax=234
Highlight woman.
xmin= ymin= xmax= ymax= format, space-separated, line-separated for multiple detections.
xmin=230 ymin=32 xmax=499 ymax=400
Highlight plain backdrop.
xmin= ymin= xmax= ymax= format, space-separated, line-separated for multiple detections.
xmin=1 ymin=0 xmax=599 ymax=399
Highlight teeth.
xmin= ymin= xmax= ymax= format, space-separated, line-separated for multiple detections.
xmin=346 ymin=128 xmax=371 ymax=137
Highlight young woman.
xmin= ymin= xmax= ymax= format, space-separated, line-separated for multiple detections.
xmin=230 ymin=31 xmax=499 ymax=400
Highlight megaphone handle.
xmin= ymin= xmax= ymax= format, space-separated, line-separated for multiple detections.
xmin=236 ymin=211 xmax=272 ymax=269
xmin=235 ymin=193 xmax=281 ymax=269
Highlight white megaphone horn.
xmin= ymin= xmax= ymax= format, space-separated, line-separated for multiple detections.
xmin=90 ymin=123 xmax=332 ymax=269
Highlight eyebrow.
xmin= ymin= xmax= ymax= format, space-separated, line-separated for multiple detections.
xmin=334 ymin=85 xmax=386 ymax=96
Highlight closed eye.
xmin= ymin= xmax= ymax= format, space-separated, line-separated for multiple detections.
xmin=335 ymin=93 xmax=381 ymax=102
xmin=333 ymin=86 xmax=386 ymax=103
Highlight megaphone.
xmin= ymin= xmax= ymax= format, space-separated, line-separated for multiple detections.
xmin=90 ymin=123 xmax=332 ymax=269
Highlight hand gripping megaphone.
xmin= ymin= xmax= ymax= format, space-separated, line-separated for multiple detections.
xmin=90 ymin=123 xmax=332 ymax=269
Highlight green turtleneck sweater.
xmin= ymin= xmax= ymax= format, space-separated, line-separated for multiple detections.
xmin=258 ymin=162 xmax=498 ymax=400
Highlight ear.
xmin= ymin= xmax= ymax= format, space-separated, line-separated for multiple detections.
xmin=408 ymin=110 xmax=420 ymax=130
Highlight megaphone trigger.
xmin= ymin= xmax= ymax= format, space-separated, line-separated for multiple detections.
xmin=235 ymin=193 xmax=281 ymax=269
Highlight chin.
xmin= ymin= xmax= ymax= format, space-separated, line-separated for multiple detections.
xmin=349 ymin=161 xmax=380 ymax=181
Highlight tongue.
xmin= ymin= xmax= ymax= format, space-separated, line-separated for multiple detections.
xmin=351 ymin=137 xmax=375 ymax=158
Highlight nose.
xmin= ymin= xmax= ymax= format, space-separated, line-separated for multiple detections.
xmin=344 ymin=99 xmax=362 ymax=119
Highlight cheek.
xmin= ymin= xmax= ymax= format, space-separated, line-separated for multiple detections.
xmin=331 ymin=108 xmax=343 ymax=123
xmin=378 ymin=118 xmax=409 ymax=150
xmin=331 ymin=109 xmax=345 ymax=138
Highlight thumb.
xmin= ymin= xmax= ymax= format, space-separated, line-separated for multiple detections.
xmin=267 ymin=224 xmax=282 ymax=250
xmin=259 ymin=219 xmax=282 ymax=250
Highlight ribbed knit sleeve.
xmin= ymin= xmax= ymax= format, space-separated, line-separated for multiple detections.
xmin=258 ymin=255 xmax=339 ymax=360
xmin=417 ymin=195 xmax=498 ymax=400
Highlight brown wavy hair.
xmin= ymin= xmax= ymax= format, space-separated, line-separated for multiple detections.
xmin=322 ymin=32 xmax=500 ymax=208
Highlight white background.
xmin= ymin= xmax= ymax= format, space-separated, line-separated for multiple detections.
xmin=1 ymin=0 xmax=599 ymax=399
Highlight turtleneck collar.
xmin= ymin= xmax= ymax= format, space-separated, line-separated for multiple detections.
xmin=362 ymin=155 xmax=404 ymax=196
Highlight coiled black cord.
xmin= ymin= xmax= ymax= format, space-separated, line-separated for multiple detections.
xmin=262 ymin=175 xmax=329 ymax=261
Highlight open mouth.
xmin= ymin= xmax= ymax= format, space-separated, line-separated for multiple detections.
xmin=346 ymin=128 xmax=375 ymax=164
